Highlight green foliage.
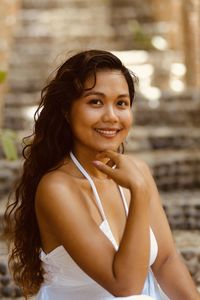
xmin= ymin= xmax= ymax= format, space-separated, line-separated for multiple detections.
xmin=0 ymin=71 xmax=18 ymax=160
xmin=0 ymin=71 xmax=7 ymax=84
xmin=129 ymin=20 xmax=154 ymax=50
xmin=0 ymin=129 xmax=18 ymax=160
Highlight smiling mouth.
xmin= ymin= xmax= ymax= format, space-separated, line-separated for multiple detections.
xmin=95 ymin=128 xmax=120 ymax=137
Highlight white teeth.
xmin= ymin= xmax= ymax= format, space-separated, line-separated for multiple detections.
xmin=95 ymin=129 xmax=118 ymax=136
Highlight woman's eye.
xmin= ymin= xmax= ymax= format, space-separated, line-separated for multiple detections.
xmin=117 ymin=100 xmax=129 ymax=107
xmin=88 ymin=99 xmax=102 ymax=105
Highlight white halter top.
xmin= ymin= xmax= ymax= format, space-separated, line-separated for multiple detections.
xmin=36 ymin=152 xmax=168 ymax=300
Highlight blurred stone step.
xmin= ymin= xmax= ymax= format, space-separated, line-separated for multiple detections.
xmin=126 ymin=126 xmax=200 ymax=152
xmin=4 ymin=101 xmax=41 ymax=130
xmin=0 ymin=160 xmax=21 ymax=200
xmin=15 ymin=19 xmax=114 ymax=40
xmin=130 ymin=150 xmax=200 ymax=191
xmin=173 ymin=230 xmax=200 ymax=288
xmin=14 ymin=4 xmax=115 ymax=39
xmin=161 ymin=190 xmax=200 ymax=229
xmin=7 ymin=71 xmax=46 ymax=93
xmin=22 ymin=0 xmax=112 ymax=10
xmin=134 ymin=94 xmax=200 ymax=127
xmin=0 ymin=198 xmax=7 ymax=234
xmin=0 ymin=237 xmax=23 ymax=298
xmin=22 ymin=0 xmax=76 ymax=9
xmin=5 ymin=92 xmax=40 ymax=107
xmin=10 ymin=39 xmax=52 ymax=57
xmin=21 ymin=0 xmax=152 ymax=21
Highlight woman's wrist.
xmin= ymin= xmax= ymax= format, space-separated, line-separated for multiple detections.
xmin=129 ymin=184 xmax=150 ymax=206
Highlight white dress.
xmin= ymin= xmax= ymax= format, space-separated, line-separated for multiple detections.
xmin=36 ymin=153 xmax=169 ymax=300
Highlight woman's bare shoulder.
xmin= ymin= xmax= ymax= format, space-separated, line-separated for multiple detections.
xmin=35 ymin=166 xmax=83 ymax=210
xmin=36 ymin=169 xmax=73 ymax=195
xmin=40 ymin=167 xmax=74 ymax=185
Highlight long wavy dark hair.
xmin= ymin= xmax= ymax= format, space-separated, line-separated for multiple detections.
xmin=4 ymin=49 xmax=136 ymax=297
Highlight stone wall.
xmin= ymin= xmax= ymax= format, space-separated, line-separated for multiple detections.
xmin=0 ymin=0 xmax=21 ymax=126
xmin=173 ymin=230 xmax=200 ymax=288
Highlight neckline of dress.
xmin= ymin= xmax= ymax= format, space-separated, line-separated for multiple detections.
xmin=41 ymin=220 xmax=110 ymax=258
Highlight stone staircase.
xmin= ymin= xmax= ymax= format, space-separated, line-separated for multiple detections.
xmin=125 ymin=91 xmax=200 ymax=288
xmin=0 ymin=0 xmax=200 ymax=298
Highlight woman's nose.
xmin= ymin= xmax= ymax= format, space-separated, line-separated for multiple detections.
xmin=102 ymin=105 xmax=118 ymax=123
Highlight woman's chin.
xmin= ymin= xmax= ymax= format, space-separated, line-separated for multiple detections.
xmin=95 ymin=144 xmax=121 ymax=153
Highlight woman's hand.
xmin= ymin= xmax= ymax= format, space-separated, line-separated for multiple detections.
xmin=93 ymin=150 xmax=150 ymax=199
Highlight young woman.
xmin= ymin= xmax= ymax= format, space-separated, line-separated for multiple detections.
xmin=5 ymin=50 xmax=200 ymax=300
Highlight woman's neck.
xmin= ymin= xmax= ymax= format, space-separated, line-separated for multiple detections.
xmin=71 ymin=148 xmax=109 ymax=180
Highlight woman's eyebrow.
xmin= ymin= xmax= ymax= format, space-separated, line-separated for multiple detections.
xmin=83 ymin=91 xmax=105 ymax=97
xmin=83 ymin=91 xmax=130 ymax=98
xmin=117 ymin=94 xmax=130 ymax=98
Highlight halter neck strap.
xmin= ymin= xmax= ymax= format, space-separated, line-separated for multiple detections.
xmin=69 ymin=152 xmax=128 ymax=221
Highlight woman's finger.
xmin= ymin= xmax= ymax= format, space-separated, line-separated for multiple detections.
xmin=96 ymin=150 xmax=120 ymax=165
xmin=92 ymin=160 xmax=116 ymax=177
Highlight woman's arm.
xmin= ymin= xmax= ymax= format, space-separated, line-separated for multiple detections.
xmin=155 ymin=250 xmax=200 ymax=299
xmin=144 ymin=164 xmax=200 ymax=299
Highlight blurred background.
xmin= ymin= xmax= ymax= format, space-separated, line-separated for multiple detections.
xmin=0 ymin=0 xmax=200 ymax=298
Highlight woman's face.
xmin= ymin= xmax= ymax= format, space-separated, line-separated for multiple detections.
xmin=68 ymin=69 xmax=133 ymax=155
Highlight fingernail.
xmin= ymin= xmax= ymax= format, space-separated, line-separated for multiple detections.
xmin=92 ymin=160 xmax=102 ymax=167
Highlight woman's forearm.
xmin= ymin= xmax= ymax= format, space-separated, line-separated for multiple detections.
xmin=155 ymin=251 xmax=200 ymax=300
xmin=92 ymin=152 xmax=152 ymax=295
xmin=112 ymin=190 xmax=150 ymax=295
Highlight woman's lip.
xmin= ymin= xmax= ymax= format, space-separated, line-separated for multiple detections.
xmin=95 ymin=128 xmax=121 ymax=131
